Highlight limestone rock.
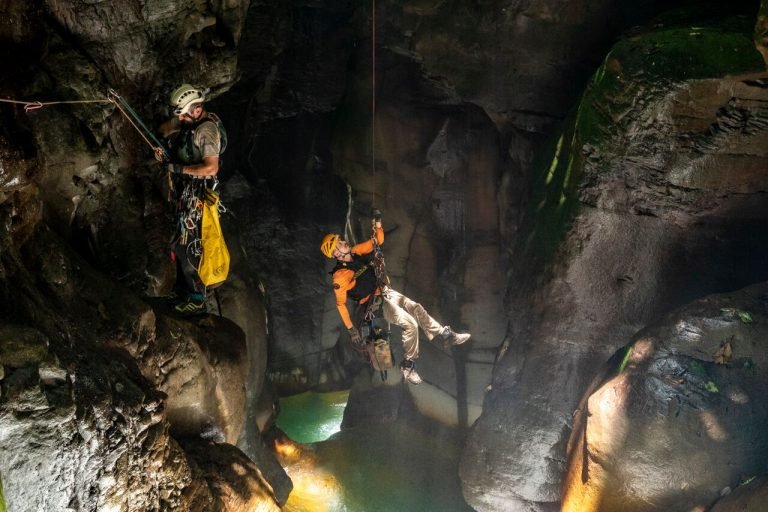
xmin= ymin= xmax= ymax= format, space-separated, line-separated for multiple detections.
xmin=144 ymin=314 xmax=248 ymax=445
xmin=462 ymin=14 xmax=768 ymax=511
xmin=710 ymin=475 xmax=768 ymax=511
xmin=756 ymin=0 xmax=768 ymax=67
xmin=562 ymin=282 xmax=768 ymax=511
xmin=184 ymin=441 xmax=282 ymax=512
xmin=0 ymin=340 xmax=207 ymax=511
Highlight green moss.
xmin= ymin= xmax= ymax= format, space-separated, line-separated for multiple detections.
xmin=507 ymin=14 xmax=761 ymax=275
xmin=612 ymin=26 xmax=762 ymax=82
xmin=576 ymin=16 xmax=763 ymax=148
xmin=517 ymin=111 xmax=583 ymax=269
xmin=618 ymin=345 xmax=634 ymax=373
xmin=687 ymin=359 xmax=706 ymax=376
xmin=0 ymin=326 xmax=49 ymax=368
xmin=0 ymin=473 xmax=5 ymax=512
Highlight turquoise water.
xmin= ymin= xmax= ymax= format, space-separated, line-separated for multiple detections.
xmin=276 ymin=390 xmax=349 ymax=443
xmin=276 ymin=391 xmax=472 ymax=512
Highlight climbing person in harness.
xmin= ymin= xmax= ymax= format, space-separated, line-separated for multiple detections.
xmin=321 ymin=210 xmax=471 ymax=385
xmin=158 ymin=83 xmax=225 ymax=315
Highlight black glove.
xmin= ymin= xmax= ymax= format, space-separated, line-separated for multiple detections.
xmin=168 ymin=163 xmax=184 ymax=175
xmin=348 ymin=326 xmax=363 ymax=346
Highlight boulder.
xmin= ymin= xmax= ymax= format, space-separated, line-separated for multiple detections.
xmin=0 ymin=329 xmax=209 ymax=511
xmin=562 ymin=282 xmax=768 ymax=511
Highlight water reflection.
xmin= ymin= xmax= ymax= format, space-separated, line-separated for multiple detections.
xmin=273 ymin=391 xmax=472 ymax=512
xmin=277 ymin=391 xmax=349 ymax=444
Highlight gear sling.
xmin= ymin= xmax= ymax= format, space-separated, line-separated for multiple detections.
xmin=169 ymin=113 xmax=230 ymax=293
xmin=332 ymin=234 xmax=393 ymax=380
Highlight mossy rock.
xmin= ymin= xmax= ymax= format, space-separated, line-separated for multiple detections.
xmin=516 ymin=14 xmax=765 ymax=274
xmin=0 ymin=326 xmax=49 ymax=368
xmin=578 ymin=15 xmax=764 ymax=148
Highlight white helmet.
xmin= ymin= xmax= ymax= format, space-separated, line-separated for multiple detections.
xmin=169 ymin=84 xmax=206 ymax=115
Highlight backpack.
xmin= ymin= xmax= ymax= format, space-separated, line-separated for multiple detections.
xmin=206 ymin=112 xmax=227 ymax=154
xmin=171 ymin=112 xmax=227 ymax=164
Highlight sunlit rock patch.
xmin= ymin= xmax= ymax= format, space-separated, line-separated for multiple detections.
xmin=563 ymin=282 xmax=768 ymax=511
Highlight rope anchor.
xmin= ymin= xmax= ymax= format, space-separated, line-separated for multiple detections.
xmin=0 ymin=89 xmax=170 ymax=161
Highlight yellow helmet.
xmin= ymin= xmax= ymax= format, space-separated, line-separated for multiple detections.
xmin=320 ymin=233 xmax=340 ymax=258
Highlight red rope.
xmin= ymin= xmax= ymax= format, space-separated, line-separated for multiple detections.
xmin=371 ymin=0 xmax=376 ymax=208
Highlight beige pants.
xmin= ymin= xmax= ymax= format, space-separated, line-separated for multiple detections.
xmin=381 ymin=287 xmax=444 ymax=361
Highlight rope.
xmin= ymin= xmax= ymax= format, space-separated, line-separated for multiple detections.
xmin=0 ymin=97 xmax=112 ymax=113
xmin=107 ymin=89 xmax=169 ymax=160
xmin=0 ymin=90 xmax=169 ymax=161
xmin=371 ymin=0 xmax=377 ymax=208
xmin=344 ymin=182 xmax=356 ymax=245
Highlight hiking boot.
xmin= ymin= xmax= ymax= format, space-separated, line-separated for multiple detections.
xmin=174 ymin=296 xmax=206 ymax=316
xmin=399 ymin=359 xmax=422 ymax=385
xmin=439 ymin=326 xmax=471 ymax=348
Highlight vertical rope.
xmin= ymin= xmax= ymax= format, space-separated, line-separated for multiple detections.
xmin=371 ymin=0 xmax=376 ymax=208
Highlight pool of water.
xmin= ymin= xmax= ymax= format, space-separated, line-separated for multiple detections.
xmin=275 ymin=391 xmax=472 ymax=512
xmin=276 ymin=390 xmax=350 ymax=443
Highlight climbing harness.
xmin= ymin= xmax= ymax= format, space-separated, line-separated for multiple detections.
xmin=169 ymin=111 xmax=227 ymax=164
xmin=349 ymin=0 xmax=386 ymax=372
xmin=358 ymin=217 xmax=393 ymax=381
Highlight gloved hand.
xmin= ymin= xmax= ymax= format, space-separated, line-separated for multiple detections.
xmin=348 ymin=326 xmax=363 ymax=346
xmin=168 ymin=163 xmax=184 ymax=175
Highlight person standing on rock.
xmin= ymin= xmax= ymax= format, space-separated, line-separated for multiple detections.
xmin=321 ymin=211 xmax=470 ymax=384
xmin=158 ymin=83 xmax=225 ymax=315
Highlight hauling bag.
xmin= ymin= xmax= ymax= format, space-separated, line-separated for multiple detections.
xmin=198 ymin=188 xmax=230 ymax=287
xmin=366 ymin=326 xmax=393 ymax=372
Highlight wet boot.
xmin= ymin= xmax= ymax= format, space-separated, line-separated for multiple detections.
xmin=399 ymin=359 xmax=422 ymax=385
xmin=439 ymin=325 xmax=471 ymax=349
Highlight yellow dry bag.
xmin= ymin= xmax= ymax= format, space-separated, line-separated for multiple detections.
xmin=198 ymin=188 xmax=230 ymax=287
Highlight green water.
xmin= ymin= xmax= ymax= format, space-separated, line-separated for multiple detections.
xmin=276 ymin=390 xmax=350 ymax=443
xmin=318 ymin=420 xmax=473 ymax=512
xmin=277 ymin=391 xmax=472 ymax=512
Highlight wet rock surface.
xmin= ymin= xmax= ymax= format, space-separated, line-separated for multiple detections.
xmin=562 ymin=282 xmax=768 ymax=511
xmin=3 ymin=0 xmax=768 ymax=510
xmin=1 ymin=327 xmax=204 ymax=511
xmin=710 ymin=475 xmax=768 ymax=511
xmin=461 ymin=10 xmax=768 ymax=511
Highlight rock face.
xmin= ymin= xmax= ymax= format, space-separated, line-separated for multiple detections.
xmin=1 ymin=325 xmax=207 ymax=512
xmin=461 ymin=10 xmax=768 ymax=511
xmin=0 ymin=0 xmax=288 ymax=507
xmin=562 ymin=283 xmax=768 ymax=511
xmin=710 ymin=475 xmax=768 ymax=512
xmin=0 ymin=222 xmax=283 ymax=510
xmin=0 ymin=333 xmax=280 ymax=512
